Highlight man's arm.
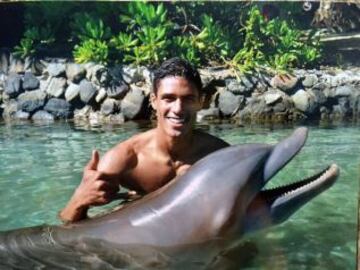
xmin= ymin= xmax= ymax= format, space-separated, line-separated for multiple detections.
xmin=59 ymin=143 xmax=136 ymax=223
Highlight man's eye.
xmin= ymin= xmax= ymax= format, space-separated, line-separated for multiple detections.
xmin=185 ymin=96 xmax=196 ymax=102
xmin=163 ymin=97 xmax=175 ymax=102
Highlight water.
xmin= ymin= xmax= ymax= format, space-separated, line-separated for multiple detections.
xmin=0 ymin=121 xmax=358 ymax=269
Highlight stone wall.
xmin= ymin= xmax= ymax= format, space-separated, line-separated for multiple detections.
xmin=1 ymin=52 xmax=360 ymax=125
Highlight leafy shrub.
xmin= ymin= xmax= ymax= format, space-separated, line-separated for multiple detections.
xmin=198 ymin=14 xmax=232 ymax=62
xmin=229 ymin=6 xmax=322 ymax=74
xmin=171 ymin=32 xmax=206 ymax=65
xmin=118 ymin=2 xmax=172 ymax=65
xmin=13 ymin=2 xmax=322 ymax=72
xmin=73 ymin=39 xmax=109 ymax=64
xmin=71 ymin=13 xmax=112 ymax=42
xmin=13 ymin=25 xmax=55 ymax=58
xmin=71 ymin=13 xmax=112 ymax=64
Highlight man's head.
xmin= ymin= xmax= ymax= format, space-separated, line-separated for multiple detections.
xmin=151 ymin=58 xmax=203 ymax=138
xmin=152 ymin=57 xmax=202 ymax=96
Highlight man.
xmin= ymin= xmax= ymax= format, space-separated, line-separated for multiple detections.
xmin=59 ymin=57 xmax=229 ymax=223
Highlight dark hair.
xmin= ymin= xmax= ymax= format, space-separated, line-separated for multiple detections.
xmin=152 ymin=57 xmax=202 ymax=95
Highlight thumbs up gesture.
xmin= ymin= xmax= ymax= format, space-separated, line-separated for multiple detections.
xmin=74 ymin=150 xmax=120 ymax=208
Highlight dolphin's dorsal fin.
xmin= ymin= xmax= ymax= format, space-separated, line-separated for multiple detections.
xmin=263 ymin=127 xmax=308 ymax=181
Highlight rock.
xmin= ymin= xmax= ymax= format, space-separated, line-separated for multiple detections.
xmin=106 ymin=80 xmax=129 ymax=99
xmin=17 ymin=89 xmax=47 ymax=113
xmin=197 ymin=107 xmax=220 ymax=121
xmin=89 ymin=111 xmax=102 ymax=126
xmin=79 ymin=79 xmax=97 ymax=104
xmin=2 ymin=100 xmax=18 ymax=119
xmin=26 ymin=57 xmax=46 ymax=75
xmin=291 ymin=89 xmax=310 ymax=112
xmin=308 ymin=89 xmax=327 ymax=105
xmin=264 ymin=90 xmax=283 ymax=105
xmin=4 ymin=73 xmax=23 ymax=98
xmin=239 ymin=74 xmax=256 ymax=90
xmin=0 ymin=72 xmax=6 ymax=89
xmin=47 ymin=63 xmax=66 ymax=77
xmin=14 ymin=110 xmax=30 ymax=120
xmin=335 ymin=85 xmax=353 ymax=97
xmin=66 ymin=63 xmax=86 ymax=83
xmin=22 ymin=72 xmax=40 ymax=91
xmin=350 ymin=94 xmax=360 ymax=117
xmin=142 ymin=67 xmax=153 ymax=85
xmin=39 ymin=76 xmax=52 ymax=92
xmin=9 ymin=55 xmax=25 ymax=74
xmin=302 ymin=74 xmax=318 ymax=88
xmin=271 ymin=74 xmax=298 ymax=91
xmin=74 ymin=105 xmax=93 ymax=120
xmin=272 ymin=102 xmax=286 ymax=113
xmin=121 ymin=88 xmax=146 ymax=120
xmin=0 ymin=48 xmax=10 ymax=73
xmin=238 ymin=97 xmax=269 ymax=121
xmin=199 ymin=68 xmax=233 ymax=83
xmin=312 ymin=82 xmax=327 ymax=91
xmin=46 ymin=77 xmax=67 ymax=98
xmin=238 ymin=94 xmax=297 ymax=123
xmin=106 ymin=113 xmax=125 ymax=124
xmin=44 ymin=98 xmax=72 ymax=118
xmin=65 ymin=83 xmax=81 ymax=102
xmin=95 ymin=88 xmax=107 ymax=103
xmin=337 ymin=97 xmax=351 ymax=116
xmin=121 ymin=66 xmax=143 ymax=84
xmin=86 ymin=64 xmax=110 ymax=86
xmin=31 ymin=110 xmax=55 ymax=122
xmin=101 ymin=98 xmax=121 ymax=116
xmin=218 ymin=91 xmax=244 ymax=117
xmin=225 ymin=78 xmax=248 ymax=95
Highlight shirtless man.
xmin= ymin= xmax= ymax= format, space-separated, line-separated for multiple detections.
xmin=59 ymin=57 xmax=229 ymax=223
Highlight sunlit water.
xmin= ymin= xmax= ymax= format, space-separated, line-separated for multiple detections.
xmin=0 ymin=121 xmax=359 ymax=269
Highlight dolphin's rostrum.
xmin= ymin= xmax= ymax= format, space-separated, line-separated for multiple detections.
xmin=0 ymin=127 xmax=339 ymax=269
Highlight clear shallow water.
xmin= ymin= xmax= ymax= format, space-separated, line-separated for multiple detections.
xmin=0 ymin=121 xmax=359 ymax=269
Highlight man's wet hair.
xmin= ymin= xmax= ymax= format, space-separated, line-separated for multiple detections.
xmin=152 ymin=57 xmax=202 ymax=96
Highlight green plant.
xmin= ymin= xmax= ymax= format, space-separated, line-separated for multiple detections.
xmin=229 ymin=6 xmax=322 ymax=74
xmin=13 ymin=39 xmax=36 ymax=58
xmin=73 ymin=39 xmax=109 ymax=64
xmin=198 ymin=14 xmax=232 ymax=63
xmin=118 ymin=2 xmax=172 ymax=65
xmin=110 ymin=32 xmax=138 ymax=63
xmin=171 ymin=36 xmax=202 ymax=65
xmin=71 ymin=13 xmax=112 ymax=41
xmin=13 ymin=25 xmax=55 ymax=58
xmin=120 ymin=2 xmax=169 ymax=31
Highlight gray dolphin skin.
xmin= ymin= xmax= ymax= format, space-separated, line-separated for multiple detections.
xmin=0 ymin=127 xmax=339 ymax=270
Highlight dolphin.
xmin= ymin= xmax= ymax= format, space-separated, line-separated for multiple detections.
xmin=0 ymin=127 xmax=339 ymax=270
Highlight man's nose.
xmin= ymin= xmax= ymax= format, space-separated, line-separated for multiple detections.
xmin=172 ymin=99 xmax=184 ymax=113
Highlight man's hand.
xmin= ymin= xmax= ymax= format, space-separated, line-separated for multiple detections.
xmin=73 ymin=150 xmax=120 ymax=207
xmin=59 ymin=150 xmax=120 ymax=223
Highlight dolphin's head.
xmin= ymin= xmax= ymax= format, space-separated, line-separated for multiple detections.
xmin=226 ymin=127 xmax=340 ymax=236
xmin=148 ymin=127 xmax=339 ymax=244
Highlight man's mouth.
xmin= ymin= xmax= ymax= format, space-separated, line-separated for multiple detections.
xmin=166 ymin=116 xmax=187 ymax=125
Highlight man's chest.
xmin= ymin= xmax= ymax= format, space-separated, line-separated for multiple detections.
xmin=125 ymin=154 xmax=192 ymax=193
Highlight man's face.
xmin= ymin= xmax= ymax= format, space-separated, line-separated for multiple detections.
xmin=151 ymin=76 xmax=201 ymax=138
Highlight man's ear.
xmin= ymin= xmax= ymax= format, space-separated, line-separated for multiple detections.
xmin=150 ymin=93 xmax=157 ymax=110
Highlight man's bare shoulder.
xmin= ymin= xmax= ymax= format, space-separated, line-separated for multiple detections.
xmin=97 ymin=129 xmax=156 ymax=175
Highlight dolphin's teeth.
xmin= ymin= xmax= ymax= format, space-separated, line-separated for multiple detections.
xmin=279 ymin=164 xmax=338 ymax=198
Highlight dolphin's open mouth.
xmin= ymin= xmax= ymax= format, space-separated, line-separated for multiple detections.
xmin=260 ymin=163 xmax=339 ymax=204
xmin=244 ymin=163 xmax=339 ymax=232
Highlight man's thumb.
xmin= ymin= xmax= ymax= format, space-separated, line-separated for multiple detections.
xmin=86 ymin=149 xmax=99 ymax=170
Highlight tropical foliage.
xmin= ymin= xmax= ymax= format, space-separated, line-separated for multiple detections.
xmin=13 ymin=2 xmax=323 ymax=73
